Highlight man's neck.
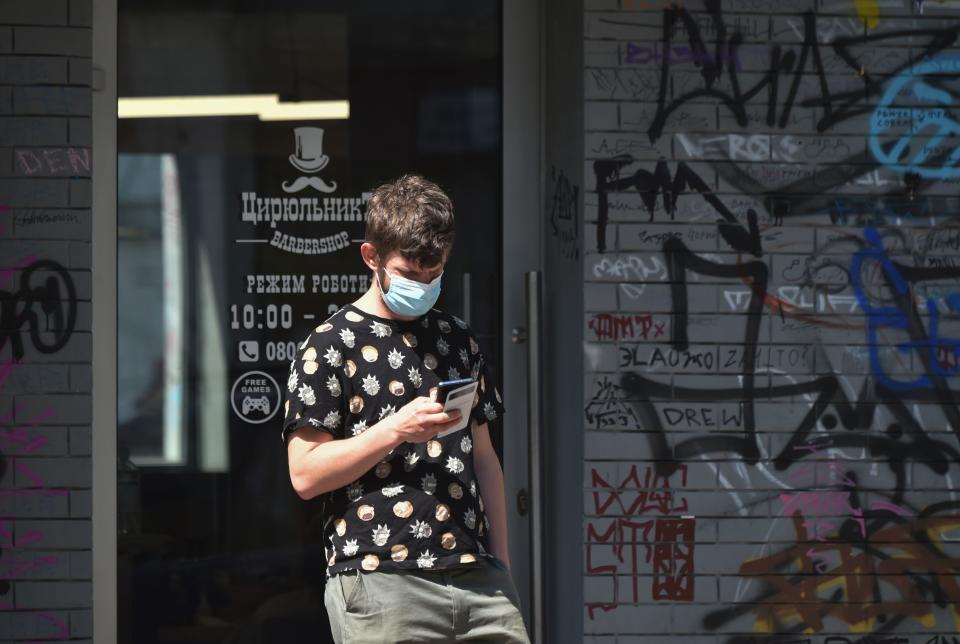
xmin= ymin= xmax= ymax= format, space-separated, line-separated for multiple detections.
xmin=351 ymin=286 xmax=419 ymax=322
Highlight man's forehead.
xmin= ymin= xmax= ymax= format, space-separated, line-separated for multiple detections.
xmin=385 ymin=253 xmax=445 ymax=271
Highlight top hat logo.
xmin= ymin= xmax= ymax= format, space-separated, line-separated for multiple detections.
xmin=289 ymin=127 xmax=330 ymax=174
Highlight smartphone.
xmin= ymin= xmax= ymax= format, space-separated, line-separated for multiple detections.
xmin=436 ymin=377 xmax=476 ymax=405
xmin=434 ymin=377 xmax=477 ymax=437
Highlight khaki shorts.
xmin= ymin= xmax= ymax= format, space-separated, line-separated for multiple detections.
xmin=323 ymin=556 xmax=531 ymax=643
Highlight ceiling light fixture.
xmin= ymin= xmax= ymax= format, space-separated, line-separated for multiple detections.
xmin=118 ymin=95 xmax=349 ymax=121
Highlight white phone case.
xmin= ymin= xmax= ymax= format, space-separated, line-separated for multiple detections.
xmin=436 ymin=380 xmax=478 ymax=437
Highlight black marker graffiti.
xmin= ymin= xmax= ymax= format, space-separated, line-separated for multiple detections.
xmin=0 ymin=259 xmax=78 ymax=361
xmin=593 ymin=157 xmax=760 ymax=255
xmin=620 ymin=239 xmax=960 ymax=482
xmin=646 ymin=5 xmax=959 ymax=141
xmin=548 ymin=166 xmax=580 ymax=260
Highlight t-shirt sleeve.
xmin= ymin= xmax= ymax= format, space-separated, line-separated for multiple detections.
xmin=465 ymin=328 xmax=506 ymax=426
xmin=280 ymin=335 xmax=347 ymax=445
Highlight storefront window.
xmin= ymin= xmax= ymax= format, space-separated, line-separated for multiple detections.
xmin=117 ymin=2 xmax=501 ymax=640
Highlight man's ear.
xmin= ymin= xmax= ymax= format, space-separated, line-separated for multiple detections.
xmin=360 ymin=242 xmax=379 ymax=271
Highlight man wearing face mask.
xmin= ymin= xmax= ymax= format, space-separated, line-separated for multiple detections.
xmin=281 ymin=175 xmax=530 ymax=643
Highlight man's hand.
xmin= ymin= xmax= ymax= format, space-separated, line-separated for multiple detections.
xmin=384 ymin=396 xmax=461 ymax=444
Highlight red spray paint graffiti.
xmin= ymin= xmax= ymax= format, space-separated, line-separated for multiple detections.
xmin=588 ymin=313 xmax=667 ymax=341
xmin=585 ymin=464 xmax=695 ymax=618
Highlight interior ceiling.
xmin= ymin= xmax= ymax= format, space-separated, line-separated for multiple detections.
xmin=118 ymin=1 xmax=499 ymax=97
xmin=117 ymin=1 xmax=500 ymax=160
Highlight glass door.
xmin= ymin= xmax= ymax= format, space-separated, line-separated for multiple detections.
xmin=116 ymin=2 xmax=502 ymax=641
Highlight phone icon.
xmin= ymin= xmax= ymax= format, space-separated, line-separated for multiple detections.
xmin=238 ymin=341 xmax=259 ymax=362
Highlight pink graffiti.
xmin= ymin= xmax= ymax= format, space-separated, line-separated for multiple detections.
xmin=0 ymin=357 xmax=66 ymax=639
xmin=0 ymin=255 xmax=38 ymax=289
xmin=0 ymin=600 xmax=68 ymax=640
xmin=779 ymin=455 xmax=877 ymax=574
xmin=0 ymin=397 xmax=61 ymax=548
xmin=0 ymin=400 xmax=58 ymax=490
xmin=786 ymin=460 xmax=856 ymax=488
xmin=872 ymin=500 xmax=913 ymax=517
xmin=0 ymin=553 xmax=59 ymax=580
xmin=0 ymin=518 xmax=45 ymax=549
xmin=779 ymin=490 xmax=867 ymax=542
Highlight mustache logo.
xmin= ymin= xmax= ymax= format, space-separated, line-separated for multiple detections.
xmin=282 ymin=176 xmax=338 ymax=194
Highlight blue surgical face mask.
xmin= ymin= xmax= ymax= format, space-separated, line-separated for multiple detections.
xmin=376 ymin=266 xmax=443 ymax=317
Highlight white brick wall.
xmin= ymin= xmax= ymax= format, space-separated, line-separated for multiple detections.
xmin=0 ymin=0 xmax=92 ymax=640
xmin=582 ymin=0 xmax=960 ymax=640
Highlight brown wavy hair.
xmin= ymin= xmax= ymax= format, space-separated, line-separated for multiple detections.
xmin=364 ymin=174 xmax=455 ymax=267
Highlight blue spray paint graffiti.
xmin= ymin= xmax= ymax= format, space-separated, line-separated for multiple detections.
xmin=852 ymin=227 xmax=960 ymax=391
xmin=869 ymin=57 xmax=960 ymax=179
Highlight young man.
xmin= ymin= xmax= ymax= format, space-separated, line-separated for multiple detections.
xmin=281 ymin=175 xmax=530 ymax=643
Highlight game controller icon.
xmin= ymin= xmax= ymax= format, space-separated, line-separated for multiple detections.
xmin=242 ymin=395 xmax=270 ymax=415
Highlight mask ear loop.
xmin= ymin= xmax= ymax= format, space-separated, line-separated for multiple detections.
xmin=374 ymin=260 xmax=390 ymax=296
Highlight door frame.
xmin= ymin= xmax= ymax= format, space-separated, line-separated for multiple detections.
xmin=92 ymin=0 xmax=119 ymax=642
xmin=93 ymin=1 xmax=543 ymax=641
xmin=501 ymin=0 xmax=544 ymax=640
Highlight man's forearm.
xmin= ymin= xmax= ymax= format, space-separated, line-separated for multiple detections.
xmin=290 ymin=423 xmax=401 ymax=500
xmin=475 ymin=450 xmax=511 ymax=565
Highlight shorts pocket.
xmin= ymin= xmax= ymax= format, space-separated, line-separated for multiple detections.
xmin=338 ymin=569 xmax=364 ymax=612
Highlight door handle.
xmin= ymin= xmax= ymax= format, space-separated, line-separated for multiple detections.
xmin=525 ymin=271 xmax=543 ymax=644
xmin=516 ymin=488 xmax=529 ymax=516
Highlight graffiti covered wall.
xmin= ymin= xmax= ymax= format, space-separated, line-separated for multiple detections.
xmin=583 ymin=0 xmax=960 ymax=641
xmin=0 ymin=3 xmax=93 ymax=642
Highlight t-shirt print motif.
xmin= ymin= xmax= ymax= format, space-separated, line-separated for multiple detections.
xmin=281 ymin=303 xmax=506 ymax=578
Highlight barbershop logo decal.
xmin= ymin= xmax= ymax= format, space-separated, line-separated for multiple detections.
xmin=283 ymin=127 xmax=338 ymax=194
xmin=240 ymin=127 xmax=370 ymax=255
xmin=231 ymin=370 xmax=281 ymax=424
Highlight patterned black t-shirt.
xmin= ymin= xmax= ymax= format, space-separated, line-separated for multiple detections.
xmin=281 ymin=303 xmax=505 ymax=579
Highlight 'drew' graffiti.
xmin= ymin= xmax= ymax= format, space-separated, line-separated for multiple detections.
xmin=583 ymin=0 xmax=960 ymax=641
